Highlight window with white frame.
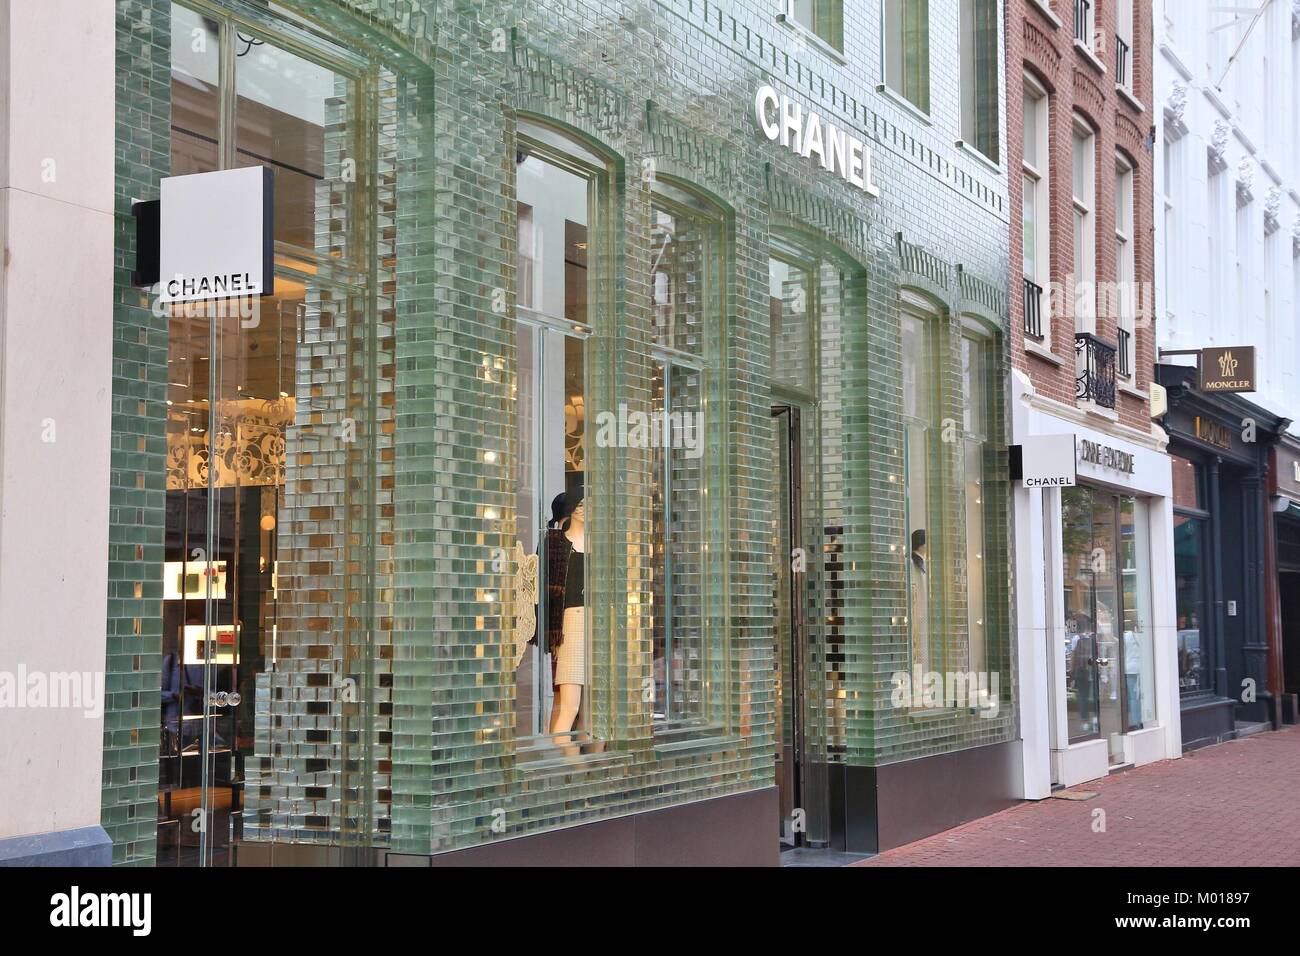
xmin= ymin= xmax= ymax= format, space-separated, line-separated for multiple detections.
xmin=1071 ymin=117 xmax=1096 ymax=331
xmin=1073 ymin=0 xmax=1094 ymax=49
xmin=1114 ymin=155 xmax=1135 ymax=378
xmin=1115 ymin=0 xmax=1133 ymax=90
xmin=784 ymin=0 xmax=844 ymax=52
xmin=1161 ymin=128 xmax=1179 ymax=329
xmin=885 ymin=0 xmax=931 ymax=114
xmin=960 ymin=0 xmax=999 ymax=162
xmin=1022 ymin=75 xmax=1050 ymax=343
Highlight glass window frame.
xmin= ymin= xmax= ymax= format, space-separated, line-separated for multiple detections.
xmin=959 ymin=319 xmax=996 ymax=679
xmin=1022 ymin=72 xmax=1051 ymax=346
xmin=511 ymin=119 xmax=607 ymax=750
xmin=883 ymin=0 xmax=932 ymax=116
xmin=647 ymin=180 xmax=731 ymax=735
xmin=900 ymin=294 xmax=944 ymax=682
xmin=782 ymin=0 xmax=845 ymax=54
xmin=959 ymin=0 xmax=1000 ymax=164
xmin=1114 ymin=153 xmax=1136 ymax=378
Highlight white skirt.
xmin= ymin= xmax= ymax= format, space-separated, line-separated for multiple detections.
xmin=554 ymin=606 xmax=586 ymax=686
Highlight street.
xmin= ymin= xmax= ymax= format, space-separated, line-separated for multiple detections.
xmin=857 ymin=727 xmax=1300 ymax=867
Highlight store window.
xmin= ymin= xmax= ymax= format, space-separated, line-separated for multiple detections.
xmin=648 ymin=183 xmax=727 ymax=730
xmin=959 ymin=0 xmax=999 ymax=163
xmin=1172 ymin=455 xmax=1211 ymax=694
xmin=884 ymin=0 xmax=931 ymax=115
xmin=161 ymin=1 xmax=383 ymax=864
xmin=902 ymin=300 xmax=941 ymax=675
xmin=784 ymin=0 xmax=844 ymax=52
xmin=1022 ymin=73 xmax=1050 ymax=344
xmin=1061 ymin=486 xmax=1156 ymax=757
xmin=512 ymin=121 xmax=602 ymax=746
xmin=961 ymin=327 xmax=992 ymax=674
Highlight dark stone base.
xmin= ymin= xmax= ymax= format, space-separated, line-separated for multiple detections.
xmin=1281 ymin=693 xmax=1298 ymax=725
xmin=1181 ymin=694 xmax=1237 ymax=750
xmin=236 ymin=788 xmax=779 ymax=867
xmin=0 ymin=825 xmax=113 ymax=867
xmin=823 ymin=740 xmax=1023 ymax=854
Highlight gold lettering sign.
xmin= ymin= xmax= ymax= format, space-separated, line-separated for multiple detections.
xmin=1194 ymin=415 xmax=1232 ymax=450
xmin=1199 ymin=346 xmax=1256 ymax=392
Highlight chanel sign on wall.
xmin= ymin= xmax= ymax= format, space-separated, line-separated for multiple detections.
xmin=754 ymin=85 xmax=881 ymax=197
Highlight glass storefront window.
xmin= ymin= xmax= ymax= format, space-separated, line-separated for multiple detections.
xmin=648 ymin=191 xmax=724 ymax=729
xmin=513 ymin=127 xmax=596 ymax=746
xmin=1119 ymin=497 xmax=1156 ymax=729
xmin=161 ymin=2 xmax=380 ymax=865
xmin=769 ymin=256 xmax=814 ymax=393
xmin=1061 ymin=486 xmax=1156 ymax=754
xmin=961 ymin=330 xmax=991 ymax=675
xmin=1174 ymin=513 xmax=1209 ymax=694
xmin=902 ymin=308 xmax=939 ymax=676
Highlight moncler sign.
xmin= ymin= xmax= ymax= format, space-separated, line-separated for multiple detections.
xmin=754 ymin=85 xmax=881 ymax=197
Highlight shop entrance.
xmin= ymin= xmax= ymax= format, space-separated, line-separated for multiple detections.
xmin=1060 ymin=486 xmax=1155 ymax=765
xmin=158 ymin=0 xmax=384 ymax=866
xmin=772 ymin=404 xmax=808 ymax=849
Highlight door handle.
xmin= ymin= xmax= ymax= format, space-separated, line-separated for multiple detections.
xmin=1093 ymin=658 xmax=1111 ymax=667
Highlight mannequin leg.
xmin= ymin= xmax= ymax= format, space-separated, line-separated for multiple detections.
xmin=549 ymin=682 xmax=582 ymax=748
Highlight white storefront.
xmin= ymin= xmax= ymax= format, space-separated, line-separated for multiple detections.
xmin=1013 ymin=372 xmax=1182 ymax=797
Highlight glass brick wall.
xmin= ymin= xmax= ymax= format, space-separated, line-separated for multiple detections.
xmin=107 ymin=0 xmax=1013 ymax=864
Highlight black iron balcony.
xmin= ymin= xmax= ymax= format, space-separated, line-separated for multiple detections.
xmin=1024 ymin=277 xmax=1044 ymax=340
xmin=1116 ymin=35 xmax=1131 ymax=88
xmin=1074 ymin=0 xmax=1091 ymax=46
xmin=1075 ymin=332 xmax=1117 ymax=408
xmin=1116 ymin=326 xmax=1132 ymax=378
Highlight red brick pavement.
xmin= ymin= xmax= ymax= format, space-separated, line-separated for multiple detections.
xmin=856 ymin=726 xmax=1300 ymax=866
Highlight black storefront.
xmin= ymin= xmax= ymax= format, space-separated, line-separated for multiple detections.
xmin=1158 ymin=364 xmax=1289 ymax=749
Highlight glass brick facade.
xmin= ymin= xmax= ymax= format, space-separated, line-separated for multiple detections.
xmin=105 ymin=0 xmax=1012 ymax=864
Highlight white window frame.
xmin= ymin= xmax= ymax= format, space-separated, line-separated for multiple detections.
xmin=1022 ymin=73 xmax=1051 ymax=345
xmin=1114 ymin=0 xmax=1133 ymax=90
xmin=883 ymin=0 xmax=931 ymax=116
xmin=1071 ymin=116 xmax=1096 ymax=333
xmin=959 ymin=0 xmax=999 ymax=164
xmin=1114 ymin=154 xmax=1135 ymax=379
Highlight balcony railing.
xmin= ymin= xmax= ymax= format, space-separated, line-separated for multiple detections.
xmin=1023 ymin=277 xmax=1044 ymax=340
xmin=1075 ymin=332 xmax=1117 ymax=408
xmin=1116 ymin=326 xmax=1132 ymax=378
xmin=1116 ymin=35 xmax=1131 ymax=88
xmin=1074 ymin=0 xmax=1091 ymax=46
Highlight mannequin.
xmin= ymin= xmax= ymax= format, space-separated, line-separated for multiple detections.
xmin=550 ymin=494 xmax=586 ymax=738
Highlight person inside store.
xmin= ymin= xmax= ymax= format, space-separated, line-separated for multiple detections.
xmin=910 ymin=528 xmax=929 ymax=667
xmin=1070 ymin=611 xmax=1097 ymax=729
xmin=544 ymin=487 xmax=587 ymax=741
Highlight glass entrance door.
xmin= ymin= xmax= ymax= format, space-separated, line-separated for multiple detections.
xmin=772 ymin=405 xmax=806 ymax=848
xmin=1061 ymin=485 xmax=1153 ymax=764
xmin=162 ymin=0 xmax=380 ymax=865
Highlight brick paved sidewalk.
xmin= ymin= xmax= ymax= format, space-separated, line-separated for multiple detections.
xmin=856 ymin=725 xmax=1300 ymax=866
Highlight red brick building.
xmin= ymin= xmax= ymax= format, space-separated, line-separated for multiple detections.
xmin=1008 ymin=0 xmax=1155 ymax=425
xmin=1008 ymin=2 xmax=1183 ymax=797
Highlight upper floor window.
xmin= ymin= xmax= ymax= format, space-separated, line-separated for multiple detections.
xmin=1114 ymin=155 xmax=1135 ymax=378
xmin=885 ymin=0 xmax=931 ymax=114
xmin=1071 ymin=117 xmax=1096 ymax=330
xmin=1022 ymin=74 xmax=1050 ymax=343
xmin=960 ymin=0 xmax=1000 ymax=162
xmin=1114 ymin=0 xmax=1133 ymax=90
xmin=1073 ymin=0 xmax=1093 ymax=50
xmin=784 ymin=0 xmax=844 ymax=52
